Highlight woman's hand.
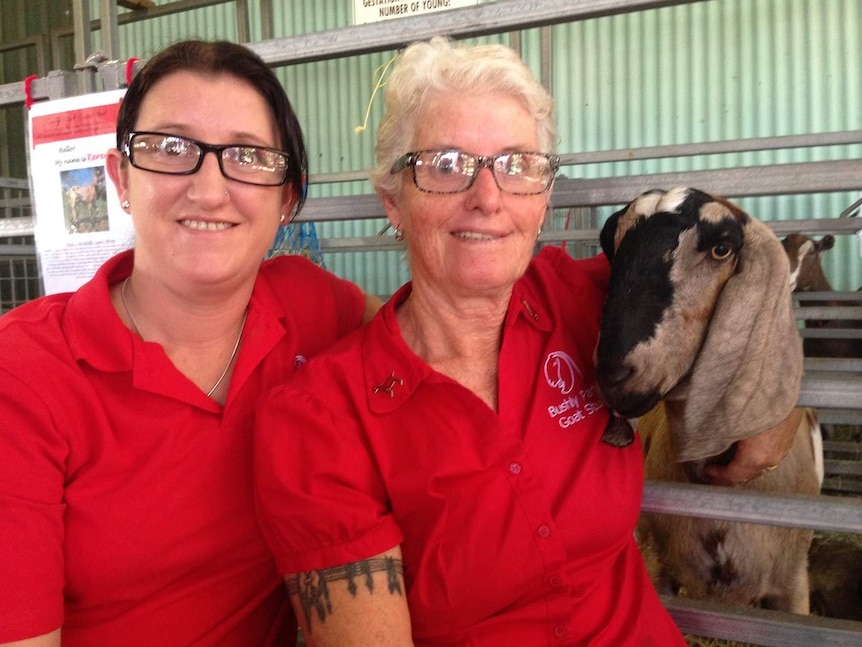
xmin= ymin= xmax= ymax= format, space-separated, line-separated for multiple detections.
xmin=703 ymin=407 xmax=803 ymax=485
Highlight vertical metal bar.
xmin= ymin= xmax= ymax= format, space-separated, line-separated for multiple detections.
xmin=0 ymin=110 xmax=7 ymax=176
xmin=508 ymin=31 xmax=521 ymax=54
xmin=34 ymin=35 xmax=48 ymax=76
xmin=70 ymin=0 xmax=91 ymax=94
xmin=11 ymin=0 xmax=26 ymax=42
xmin=259 ymin=0 xmax=274 ymax=41
xmin=70 ymin=0 xmax=91 ymax=68
xmin=539 ymin=25 xmax=552 ymax=95
xmin=100 ymin=0 xmax=120 ymax=60
xmin=235 ymin=0 xmax=250 ymax=44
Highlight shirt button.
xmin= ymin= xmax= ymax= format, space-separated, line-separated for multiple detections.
xmin=508 ymin=462 xmax=522 ymax=475
xmin=537 ymin=524 xmax=551 ymax=538
xmin=554 ymin=625 xmax=568 ymax=638
xmin=548 ymin=575 xmax=562 ymax=587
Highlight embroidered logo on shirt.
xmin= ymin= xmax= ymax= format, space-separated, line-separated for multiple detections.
xmin=543 ymin=350 xmax=604 ymax=429
xmin=543 ymin=351 xmax=581 ymax=395
xmin=372 ymin=372 xmax=404 ymax=398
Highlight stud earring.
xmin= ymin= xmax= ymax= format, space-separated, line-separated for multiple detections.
xmin=223 ymin=189 xmax=229 ymax=196
xmin=279 ymin=213 xmax=286 ymax=224
xmin=121 ymin=200 xmax=130 ymax=210
xmin=394 ymin=224 xmax=404 ymax=242
xmin=537 ymin=226 xmax=543 ymax=239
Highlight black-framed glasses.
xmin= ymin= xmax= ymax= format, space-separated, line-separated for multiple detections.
xmin=390 ymin=149 xmax=559 ymax=195
xmin=124 ymin=131 xmax=290 ymax=187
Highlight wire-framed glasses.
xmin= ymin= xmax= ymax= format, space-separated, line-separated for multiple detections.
xmin=390 ymin=149 xmax=559 ymax=195
xmin=124 ymin=131 xmax=290 ymax=187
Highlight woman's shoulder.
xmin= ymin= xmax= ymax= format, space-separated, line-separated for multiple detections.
xmin=258 ymin=254 xmax=365 ymax=339
xmin=0 ymin=294 xmax=82 ymax=388
xmin=260 ymin=253 xmax=330 ymax=282
xmin=265 ymin=319 xmax=371 ymax=412
xmin=267 ymin=295 xmax=397 ymax=403
xmin=0 ymin=294 xmax=73 ymax=351
xmin=529 ymin=246 xmax=610 ymax=294
xmin=259 ymin=254 xmax=362 ymax=303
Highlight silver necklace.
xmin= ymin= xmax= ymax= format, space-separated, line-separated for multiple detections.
xmin=121 ymin=277 xmax=247 ymax=397
xmin=204 ymin=309 xmax=247 ymax=397
xmin=120 ymin=277 xmax=142 ymax=337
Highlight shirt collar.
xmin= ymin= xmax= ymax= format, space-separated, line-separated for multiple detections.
xmin=506 ymin=269 xmax=553 ymax=334
xmin=65 ymin=249 xmax=135 ymax=372
xmin=362 ymin=265 xmax=553 ymax=415
xmin=362 ymin=282 xmax=431 ymax=415
xmin=64 ymin=250 xmax=288 ymax=407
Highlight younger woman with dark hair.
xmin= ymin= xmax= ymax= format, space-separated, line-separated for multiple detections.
xmin=0 ymin=40 xmax=377 ymax=647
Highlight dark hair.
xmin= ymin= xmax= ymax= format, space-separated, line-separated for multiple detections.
xmin=117 ymin=40 xmax=307 ymax=215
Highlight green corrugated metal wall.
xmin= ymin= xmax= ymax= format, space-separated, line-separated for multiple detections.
xmin=107 ymin=3 xmax=239 ymax=59
xmin=253 ymin=0 xmax=862 ymax=294
xmin=546 ymin=0 xmax=861 ymax=291
xmin=2 ymin=0 xmax=860 ymax=296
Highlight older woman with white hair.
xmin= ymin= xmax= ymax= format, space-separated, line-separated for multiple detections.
xmin=254 ymin=37 xmax=794 ymax=647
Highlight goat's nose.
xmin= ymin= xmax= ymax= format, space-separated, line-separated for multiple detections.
xmin=602 ymin=364 xmax=634 ymax=387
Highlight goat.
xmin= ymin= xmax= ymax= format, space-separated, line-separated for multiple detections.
xmin=782 ymin=232 xmax=834 ymax=294
xmin=781 ymin=232 xmax=862 ymax=358
xmin=66 ymin=184 xmax=99 ymax=225
xmin=64 ymin=168 xmax=106 ymax=233
xmin=595 ymin=187 xmax=821 ymax=613
xmin=808 ymin=532 xmax=862 ymax=621
xmin=784 ymin=234 xmax=862 ymax=617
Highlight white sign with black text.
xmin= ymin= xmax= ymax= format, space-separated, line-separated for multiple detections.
xmin=353 ymin=0 xmax=479 ymax=25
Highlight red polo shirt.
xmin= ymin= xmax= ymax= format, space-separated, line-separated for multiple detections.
xmin=255 ymin=246 xmax=686 ymax=646
xmin=0 ymin=249 xmax=364 ymax=646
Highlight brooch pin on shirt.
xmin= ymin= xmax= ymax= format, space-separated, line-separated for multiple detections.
xmin=373 ymin=372 xmax=404 ymax=398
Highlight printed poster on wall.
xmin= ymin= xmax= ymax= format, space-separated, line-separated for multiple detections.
xmin=28 ymin=89 xmax=133 ymax=295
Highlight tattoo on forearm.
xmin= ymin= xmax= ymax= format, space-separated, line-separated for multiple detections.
xmin=287 ymin=557 xmax=405 ymax=630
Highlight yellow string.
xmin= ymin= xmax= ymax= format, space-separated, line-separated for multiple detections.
xmin=354 ymin=54 xmax=398 ymax=134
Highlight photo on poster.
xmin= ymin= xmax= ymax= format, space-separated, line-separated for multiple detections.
xmin=60 ymin=166 xmax=108 ymax=234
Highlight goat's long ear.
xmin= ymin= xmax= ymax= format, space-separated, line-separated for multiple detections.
xmin=600 ymin=189 xmax=668 ymax=261
xmin=599 ymin=207 xmax=624 ymax=261
xmin=671 ymin=214 xmax=803 ymax=462
xmin=817 ymin=235 xmax=835 ymax=253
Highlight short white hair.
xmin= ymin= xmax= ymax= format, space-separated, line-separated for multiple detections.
xmin=370 ymin=36 xmax=557 ymax=197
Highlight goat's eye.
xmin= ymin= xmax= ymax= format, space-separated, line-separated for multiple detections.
xmin=711 ymin=243 xmax=734 ymax=260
